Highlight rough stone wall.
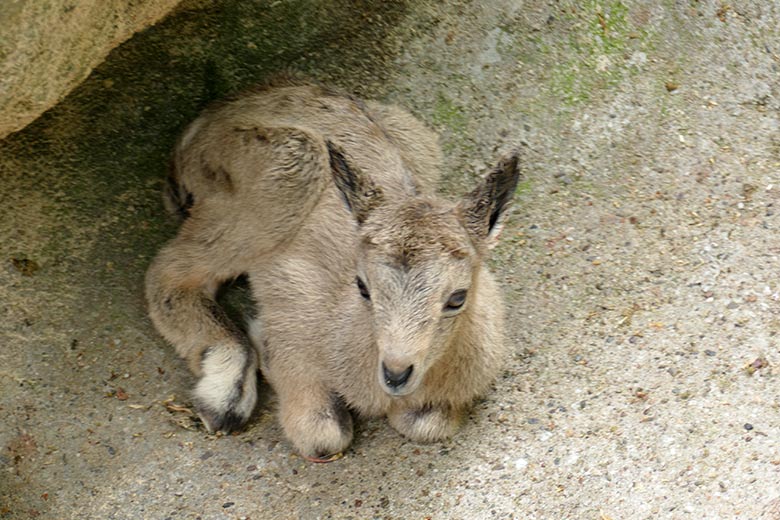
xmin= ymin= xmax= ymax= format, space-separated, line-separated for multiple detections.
xmin=0 ymin=0 xmax=182 ymax=139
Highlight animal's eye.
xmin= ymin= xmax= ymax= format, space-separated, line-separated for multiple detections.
xmin=356 ymin=277 xmax=371 ymax=300
xmin=444 ymin=289 xmax=467 ymax=311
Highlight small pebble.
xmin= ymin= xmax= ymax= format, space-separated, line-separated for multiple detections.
xmin=744 ymin=423 xmax=754 ymax=431
xmin=749 ymin=357 xmax=769 ymax=372
xmin=704 ymin=349 xmax=716 ymax=356
xmin=222 ymin=502 xmax=234 ymax=508
xmin=10 ymin=257 xmax=40 ymax=276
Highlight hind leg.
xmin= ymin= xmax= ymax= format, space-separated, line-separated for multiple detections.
xmin=146 ymin=237 xmax=258 ymax=432
xmin=149 ymin=122 xmax=337 ymax=432
xmin=193 ymin=341 xmax=258 ymax=432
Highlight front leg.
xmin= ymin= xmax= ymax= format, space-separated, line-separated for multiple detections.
xmin=272 ymin=376 xmax=354 ymax=461
xmin=388 ymin=402 xmax=463 ymax=442
xmin=146 ymin=237 xmax=258 ymax=433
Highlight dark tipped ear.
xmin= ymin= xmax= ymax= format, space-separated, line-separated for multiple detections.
xmin=328 ymin=141 xmax=383 ymax=224
xmin=458 ymin=150 xmax=521 ymax=248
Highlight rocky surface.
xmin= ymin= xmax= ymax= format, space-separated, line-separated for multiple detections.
xmin=1 ymin=1 xmax=779 ymax=518
xmin=0 ymin=0 xmax=182 ymax=139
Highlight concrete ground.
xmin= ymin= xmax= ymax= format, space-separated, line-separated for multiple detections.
xmin=2 ymin=1 xmax=779 ymax=518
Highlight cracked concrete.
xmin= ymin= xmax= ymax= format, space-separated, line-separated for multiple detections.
xmin=1 ymin=1 xmax=780 ymax=518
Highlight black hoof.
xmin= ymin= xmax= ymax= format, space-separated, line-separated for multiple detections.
xmin=196 ymin=405 xmax=250 ymax=434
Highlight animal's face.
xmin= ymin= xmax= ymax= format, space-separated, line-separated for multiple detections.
xmin=356 ymin=200 xmax=478 ymax=396
xmin=328 ymin=142 xmax=520 ymax=397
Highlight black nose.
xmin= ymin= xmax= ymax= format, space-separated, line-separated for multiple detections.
xmin=382 ymin=363 xmax=413 ymax=389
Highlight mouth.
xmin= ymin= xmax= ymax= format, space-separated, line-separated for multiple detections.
xmin=380 ymin=382 xmax=417 ymax=397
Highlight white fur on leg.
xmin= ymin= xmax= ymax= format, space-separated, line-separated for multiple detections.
xmin=194 ymin=343 xmax=257 ymax=431
xmin=247 ymin=318 xmax=268 ymax=373
xmin=247 ymin=318 xmax=264 ymax=348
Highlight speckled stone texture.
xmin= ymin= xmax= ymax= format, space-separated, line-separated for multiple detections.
xmin=1 ymin=1 xmax=779 ymax=518
xmin=0 ymin=0 xmax=182 ymax=139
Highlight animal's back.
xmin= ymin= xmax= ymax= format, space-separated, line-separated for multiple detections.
xmin=166 ymin=80 xmax=442 ymax=231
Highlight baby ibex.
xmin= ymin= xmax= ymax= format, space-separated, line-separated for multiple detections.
xmin=146 ymin=77 xmax=520 ymax=461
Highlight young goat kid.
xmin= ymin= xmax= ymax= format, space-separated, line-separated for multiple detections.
xmin=146 ymin=79 xmax=520 ymax=461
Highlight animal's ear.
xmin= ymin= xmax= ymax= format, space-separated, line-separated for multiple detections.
xmin=328 ymin=141 xmax=383 ymax=224
xmin=458 ymin=150 xmax=521 ymax=249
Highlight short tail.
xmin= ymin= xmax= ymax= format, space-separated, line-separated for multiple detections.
xmin=163 ymin=120 xmax=202 ymax=220
xmin=163 ymin=158 xmax=194 ymax=220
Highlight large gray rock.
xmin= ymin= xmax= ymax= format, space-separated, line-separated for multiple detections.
xmin=0 ymin=0 xmax=182 ymax=139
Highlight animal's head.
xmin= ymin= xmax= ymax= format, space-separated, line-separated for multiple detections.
xmin=329 ymin=143 xmax=520 ymax=397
